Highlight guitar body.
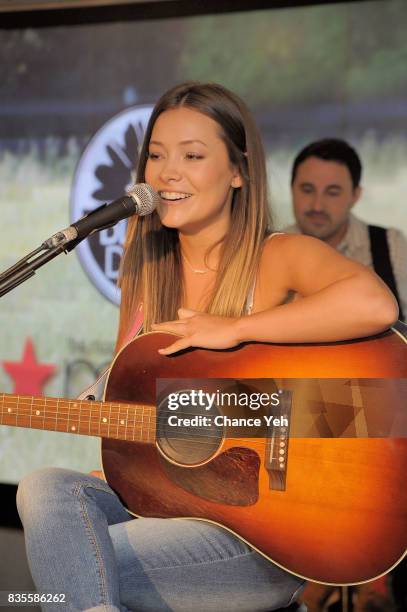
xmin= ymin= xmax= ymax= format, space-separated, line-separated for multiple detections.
xmin=101 ymin=327 xmax=407 ymax=585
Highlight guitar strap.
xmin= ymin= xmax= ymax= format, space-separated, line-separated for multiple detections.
xmin=368 ymin=225 xmax=404 ymax=320
xmin=76 ymin=368 xmax=110 ymax=402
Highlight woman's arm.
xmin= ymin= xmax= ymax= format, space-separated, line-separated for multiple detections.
xmin=238 ymin=233 xmax=398 ymax=342
xmin=153 ymin=234 xmax=398 ymax=354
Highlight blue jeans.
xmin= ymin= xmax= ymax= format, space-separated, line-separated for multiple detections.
xmin=17 ymin=468 xmax=305 ymax=612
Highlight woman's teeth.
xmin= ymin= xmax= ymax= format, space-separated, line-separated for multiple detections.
xmin=159 ymin=192 xmax=192 ymax=201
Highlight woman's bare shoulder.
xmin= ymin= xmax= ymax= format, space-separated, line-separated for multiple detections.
xmin=263 ymin=231 xmax=347 ymax=260
xmin=262 ymin=231 xmax=371 ymax=298
xmin=263 ymin=232 xmax=321 ymax=260
xmin=256 ymin=234 xmax=299 ymax=297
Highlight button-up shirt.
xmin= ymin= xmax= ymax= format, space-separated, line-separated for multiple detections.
xmin=284 ymin=213 xmax=407 ymax=321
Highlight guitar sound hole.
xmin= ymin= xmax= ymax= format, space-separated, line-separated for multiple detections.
xmin=156 ymin=390 xmax=223 ymax=465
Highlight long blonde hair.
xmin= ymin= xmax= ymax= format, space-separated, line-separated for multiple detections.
xmin=116 ymin=82 xmax=273 ymax=348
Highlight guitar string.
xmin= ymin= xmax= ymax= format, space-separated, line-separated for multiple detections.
xmin=0 ymin=394 xmax=383 ymax=435
xmin=2 ymin=396 xmax=289 ymax=418
xmin=2 ymin=396 xmax=386 ymax=444
xmin=1 ymin=403 xmax=294 ymax=448
xmin=0 ymin=405 xmax=371 ymax=449
xmin=1 ymin=395 xmax=290 ymax=417
xmin=1 ymin=407 xmax=288 ymax=437
xmin=1 ymin=400 xmax=282 ymax=416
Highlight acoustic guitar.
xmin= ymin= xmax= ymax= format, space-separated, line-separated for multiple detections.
xmin=1 ymin=325 xmax=407 ymax=586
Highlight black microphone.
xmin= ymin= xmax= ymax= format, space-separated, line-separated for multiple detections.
xmin=43 ymin=183 xmax=159 ymax=249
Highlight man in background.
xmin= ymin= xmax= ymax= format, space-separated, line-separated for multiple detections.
xmin=286 ymin=138 xmax=407 ymax=610
xmin=286 ymin=138 xmax=407 ymax=321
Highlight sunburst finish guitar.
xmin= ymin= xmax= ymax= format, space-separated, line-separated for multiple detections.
xmin=1 ymin=325 xmax=407 ymax=585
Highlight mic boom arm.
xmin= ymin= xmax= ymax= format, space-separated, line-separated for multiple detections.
xmin=0 ymin=183 xmax=158 ymax=299
xmin=0 ymin=202 xmax=121 ymax=298
xmin=0 ymin=242 xmax=68 ymax=298
xmin=0 ymin=204 xmax=110 ymax=295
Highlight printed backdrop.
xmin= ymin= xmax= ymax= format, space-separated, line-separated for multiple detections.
xmin=1 ymin=0 xmax=407 ymax=483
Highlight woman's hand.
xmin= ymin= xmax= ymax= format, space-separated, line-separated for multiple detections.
xmin=151 ymin=308 xmax=241 ymax=355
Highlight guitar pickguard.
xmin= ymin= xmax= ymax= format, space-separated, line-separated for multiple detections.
xmin=159 ymin=446 xmax=260 ymax=505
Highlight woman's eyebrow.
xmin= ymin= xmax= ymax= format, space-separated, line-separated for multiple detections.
xmin=149 ymin=139 xmax=208 ymax=147
xmin=179 ymin=139 xmax=208 ymax=147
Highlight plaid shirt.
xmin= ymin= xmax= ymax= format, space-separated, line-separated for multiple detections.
xmin=284 ymin=213 xmax=407 ymax=321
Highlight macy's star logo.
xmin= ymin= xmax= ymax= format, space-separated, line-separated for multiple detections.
xmin=2 ymin=338 xmax=56 ymax=396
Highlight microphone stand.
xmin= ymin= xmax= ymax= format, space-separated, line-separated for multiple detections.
xmin=0 ymin=232 xmax=83 ymax=299
xmin=0 ymin=185 xmax=157 ymax=299
xmin=0 ymin=200 xmax=121 ymax=299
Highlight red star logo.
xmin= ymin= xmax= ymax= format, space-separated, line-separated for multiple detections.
xmin=2 ymin=338 xmax=56 ymax=396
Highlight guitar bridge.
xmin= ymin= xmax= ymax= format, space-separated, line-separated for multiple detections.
xmin=264 ymin=389 xmax=292 ymax=491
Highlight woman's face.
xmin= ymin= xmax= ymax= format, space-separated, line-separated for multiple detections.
xmin=145 ymin=106 xmax=242 ymax=235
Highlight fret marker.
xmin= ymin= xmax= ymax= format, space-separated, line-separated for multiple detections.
xmin=36 ymin=410 xmax=41 ymax=416
xmin=71 ymin=425 xmax=76 ymax=432
xmin=102 ymin=417 xmax=107 ymax=423
xmin=120 ymin=419 xmax=125 ymax=425
xmin=73 ymin=403 xmax=78 ymax=408
xmin=7 ymin=408 xmax=12 ymax=413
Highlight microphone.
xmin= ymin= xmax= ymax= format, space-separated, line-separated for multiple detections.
xmin=43 ymin=183 xmax=159 ymax=249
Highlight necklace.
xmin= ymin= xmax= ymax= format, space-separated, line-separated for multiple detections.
xmin=181 ymin=251 xmax=211 ymax=274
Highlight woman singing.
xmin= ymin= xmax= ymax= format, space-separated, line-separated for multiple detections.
xmin=17 ymin=82 xmax=397 ymax=612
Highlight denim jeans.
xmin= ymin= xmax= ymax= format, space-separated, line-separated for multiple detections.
xmin=17 ymin=468 xmax=305 ymax=612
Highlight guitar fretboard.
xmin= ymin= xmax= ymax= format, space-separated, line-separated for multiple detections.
xmin=0 ymin=393 xmax=156 ymax=442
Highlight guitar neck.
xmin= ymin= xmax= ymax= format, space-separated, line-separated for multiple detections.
xmin=0 ymin=393 xmax=156 ymax=443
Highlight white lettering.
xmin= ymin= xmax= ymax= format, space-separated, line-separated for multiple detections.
xmin=214 ymin=415 xmax=262 ymax=427
xmin=167 ymin=415 xmax=212 ymax=427
xmin=263 ymin=415 xmax=289 ymax=427
xmin=167 ymin=393 xmax=179 ymax=411
xmin=270 ymin=393 xmax=281 ymax=406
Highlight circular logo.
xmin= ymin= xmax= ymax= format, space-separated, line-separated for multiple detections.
xmin=70 ymin=105 xmax=154 ymax=305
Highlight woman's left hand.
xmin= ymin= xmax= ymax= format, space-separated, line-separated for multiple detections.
xmin=151 ymin=309 xmax=241 ymax=355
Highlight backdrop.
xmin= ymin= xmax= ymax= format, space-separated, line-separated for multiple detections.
xmin=1 ymin=0 xmax=406 ymax=483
